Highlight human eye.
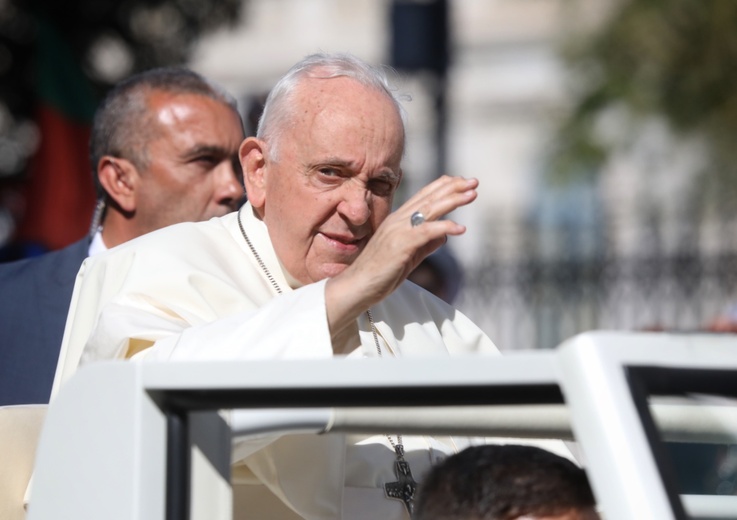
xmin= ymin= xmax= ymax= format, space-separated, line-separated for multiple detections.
xmin=318 ymin=166 xmax=342 ymax=177
xmin=186 ymin=154 xmax=221 ymax=173
xmin=369 ymin=177 xmax=398 ymax=197
xmin=193 ymin=154 xmax=219 ymax=167
xmin=314 ymin=166 xmax=349 ymax=187
xmin=186 ymin=146 xmax=231 ymax=171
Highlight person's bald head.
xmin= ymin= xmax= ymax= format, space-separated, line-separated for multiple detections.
xmin=256 ymin=52 xmax=407 ymax=162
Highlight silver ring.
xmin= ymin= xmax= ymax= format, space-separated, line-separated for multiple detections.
xmin=410 ymin=211 xmax=425 ymax=227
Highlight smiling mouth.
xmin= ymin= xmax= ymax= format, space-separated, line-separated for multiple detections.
xmin=320 ymin=232 xmax=366 ymax=250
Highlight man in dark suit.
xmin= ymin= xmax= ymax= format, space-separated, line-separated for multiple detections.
xmin=0 ymin=67 xmax=245 ymax=404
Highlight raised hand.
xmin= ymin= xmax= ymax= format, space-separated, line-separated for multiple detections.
xmin=325 ymin=175 xmax=479 ymax=348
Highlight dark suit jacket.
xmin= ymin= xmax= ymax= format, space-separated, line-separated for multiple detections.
xmin=0 ymin=238 xmax=89 ymax=405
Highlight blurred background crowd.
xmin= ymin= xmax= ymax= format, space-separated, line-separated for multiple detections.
xmin=1 ymin=1 xmax=736 ymax=359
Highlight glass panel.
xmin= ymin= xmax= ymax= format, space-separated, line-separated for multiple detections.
xmin=646 ymin=392 xmax=737 ymax=519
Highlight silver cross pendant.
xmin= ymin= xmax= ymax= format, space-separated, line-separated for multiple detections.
xmin=384 ymin=446 xmax=418 ymax=516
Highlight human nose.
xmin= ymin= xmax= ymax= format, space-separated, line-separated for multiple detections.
xmin=337 ymin=182 xmax=371 ymax=226
xmin=214 ymin=161 xmax=245 ymax=210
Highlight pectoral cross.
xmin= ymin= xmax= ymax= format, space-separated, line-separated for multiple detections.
xmin=384 ymin=444 xmax=418 ymax=516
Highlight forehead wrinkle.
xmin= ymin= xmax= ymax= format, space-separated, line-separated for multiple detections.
xmin=290 ymin=78 xmax=403 ymax=174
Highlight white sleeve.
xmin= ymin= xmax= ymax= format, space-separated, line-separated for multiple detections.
xmin=83 ymin=280 xmax=334 ymax=364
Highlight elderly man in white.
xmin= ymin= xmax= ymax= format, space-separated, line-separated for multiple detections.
xmin=53 ymin=53 xmax=502 ymax=519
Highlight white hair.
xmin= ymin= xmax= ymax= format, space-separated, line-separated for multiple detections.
xmin=257 ymin=52 xmax=408 ymax=160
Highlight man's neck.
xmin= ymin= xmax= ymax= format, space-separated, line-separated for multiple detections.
xmin=100 ymin=213 xmax=138 ymax=249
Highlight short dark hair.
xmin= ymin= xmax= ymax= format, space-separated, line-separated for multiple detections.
xmin=414 ymin=444 xmax=597 ymax=520
xmin=89 ymin=67 xmax=240 ymax=197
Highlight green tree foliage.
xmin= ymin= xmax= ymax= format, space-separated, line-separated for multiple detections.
xmin=553 ymin=0 xmax=737 ymax=207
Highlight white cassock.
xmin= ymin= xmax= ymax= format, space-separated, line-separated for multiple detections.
xmin=52 ymin=202 xmax=502 ymax=519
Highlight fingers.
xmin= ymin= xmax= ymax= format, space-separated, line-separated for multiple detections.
xmin=325 ymin=176 xmax=477 ymax=323
xmin=363 ymin=176 xmax=475 ymax=277
xmin=388 ymin=175 xmax=477 ymax=241
xmin=399 ymin=175 xmax=478 ymax=226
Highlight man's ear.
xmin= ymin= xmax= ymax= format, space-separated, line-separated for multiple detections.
xmin=240 ymin=137 xmax=268 ymax=209
xmin=97 ymin=157 xmax=139 ymax=213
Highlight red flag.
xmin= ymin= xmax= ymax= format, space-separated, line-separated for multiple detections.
xmin=14 ymin=18 xmax=98 ymax=251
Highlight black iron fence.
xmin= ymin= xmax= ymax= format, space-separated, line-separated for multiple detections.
xmin=459 ymin=251 xmax=737 ymax=350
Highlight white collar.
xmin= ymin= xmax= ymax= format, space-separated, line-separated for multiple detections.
xmin=239 ymin=202 xmax=303 ymax=290
xmin=87 ymin=229 xmax=108 ymax=257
